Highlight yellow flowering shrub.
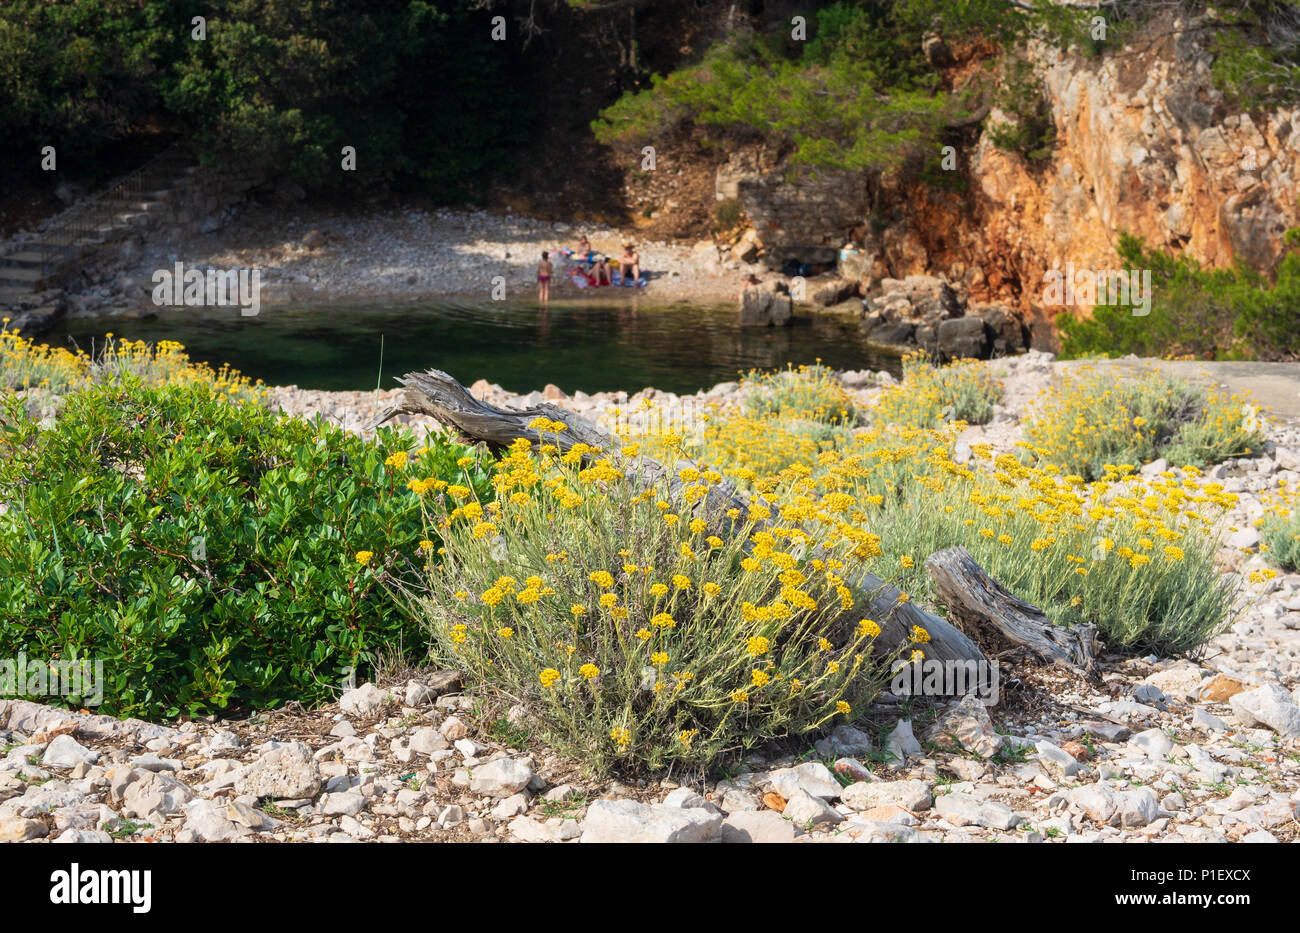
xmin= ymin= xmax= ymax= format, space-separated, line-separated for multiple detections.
xmin=1261 ymin=506 xmax=1300 ymax=572
xmin=405 ymin=429 xmax=898 ymax=775
xmin=872 ymin=354 xmax=1003 ymax=428
xmin=742 ymin=363 xmax=858 ymax=425
xmin=1024 ymin=366 xmax=1264 ymax=480
xmin=1 ymin=319 xmax=87 ymax=391
xmin=828 ymin=444 xmax=1237 ymax=653
xmin=1 ymin=324 xmax=264 ymax=402
xmin=634 ymin=399 xmax=1237 ymax=654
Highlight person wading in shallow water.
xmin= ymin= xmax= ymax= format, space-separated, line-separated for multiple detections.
xmin=537 ymin=251 xmax=552 ymax=304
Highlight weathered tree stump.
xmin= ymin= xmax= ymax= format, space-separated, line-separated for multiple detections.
xmin=925 ymin=546 xmax=1100 ymax=678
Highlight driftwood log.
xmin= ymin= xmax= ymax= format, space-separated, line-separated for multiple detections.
xmin=371 ymin=369 xmax=612 ymax=452
xmin=925 ymin=546 xmax=1100 ymax=679
xmin=372 ymin=368 xmax=991 ymax=666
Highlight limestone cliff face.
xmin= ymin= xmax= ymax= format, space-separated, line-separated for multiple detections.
xmin=721 ymin=16 xmax=1300 ymax=345
xmin=969 ymin=25 xmax=1300 ymax=313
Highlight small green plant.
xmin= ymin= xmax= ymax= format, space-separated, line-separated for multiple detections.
xmin=991 ymin=744 xmax=1032 ymax=766
xmin=1261 ymin=509 xmax=1300 ymax=571
xmin=486 ymin=715 xmax=531 ymax=749
xmin=108 ymin=820 xmax=146 ymax=839
xmin=713 ymin=199 xmax=743 ymax=232
xmin=536 ymin=793 xmax=589 ymax=819
xmin=260 ymin=802 xmax=302 ymax=821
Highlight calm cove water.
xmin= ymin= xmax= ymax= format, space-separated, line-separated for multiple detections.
xmin=46 ymin=299 xmax=902 ymax=395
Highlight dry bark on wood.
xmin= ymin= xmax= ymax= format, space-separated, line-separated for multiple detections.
xmin=373 ymin=368 xmax=990 ymax=667
xmin=369 ymin=368 xmax=612 ymax=452
xmin=925 ymin=545 xmax=1100 ymax=678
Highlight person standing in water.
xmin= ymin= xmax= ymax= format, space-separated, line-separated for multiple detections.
xmin=537 ymin=251 xmax=553 ymax=304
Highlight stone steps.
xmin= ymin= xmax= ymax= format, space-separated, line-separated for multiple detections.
xmin=0 ymin=146 xmax=196 ymax=315
xmin=0 ymin=267 xmax=43 ymax=284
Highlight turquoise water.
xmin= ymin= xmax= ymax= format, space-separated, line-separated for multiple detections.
xmin=46 ymin=299 xmax=901 ymax=395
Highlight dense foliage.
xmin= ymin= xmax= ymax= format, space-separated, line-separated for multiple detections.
xmin=0 ymin=379 xmax=489 ymax=717
xmin=2 ymin=0 xmax=1294 ymax=196
xmin=0 ymin=0 xmax=195 ymax=171
xmin=592 ymin=3 xmax=979 ymax=176
xmin=0 ymin=0 xmax=524 ymax=197
xmin=1059 ymin=233 xmax=1300 ymax=361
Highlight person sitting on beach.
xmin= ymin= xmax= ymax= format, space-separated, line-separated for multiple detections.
xmin=618 ymin=243 xmax=640 ymax=282
xmin=572 ymin=235 xmax=594 ymax=264
xmin=537 ymin=251 xmax=553 ymax=304
xmin=591 ymin=256 xmax=612 ymax=285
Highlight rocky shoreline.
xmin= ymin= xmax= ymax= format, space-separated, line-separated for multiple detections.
xmin=53 ymin=206 xmax=747 ymax=325
xmin=3 ymin=356 xmax=1299 ymax=844
xmin=46 ymin=203 xmax=1036 ymax=369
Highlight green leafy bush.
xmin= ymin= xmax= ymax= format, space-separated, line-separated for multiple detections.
xmin=0 ymin=0 xmax=525 ymax=197
xmin=1262 ymin=509 xmax=1300 ymax=571
xmin=1059 ymin=233 xmax=1300 ymax=361
xmin=401 ymin=428 xmax=898 ymax=775
xmin=0 ymin=379 xmax=489 ymax=717
xmin=0 ymin=0 xmax=193 ymax=170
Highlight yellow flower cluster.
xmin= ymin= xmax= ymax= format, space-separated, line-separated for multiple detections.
xmin=1 ymin=326 xmax=264 ymax=400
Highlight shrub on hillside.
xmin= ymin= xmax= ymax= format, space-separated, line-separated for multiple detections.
xmin=0 ymin=379 xmax=489 ymax=717
xmin=401 ymin=423 xmax=899 ymax=775
xmin=1024 ymin=367 xmax=1264 ymax=480
xmin=986 ymin=58 xmax=1056 ymax=162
